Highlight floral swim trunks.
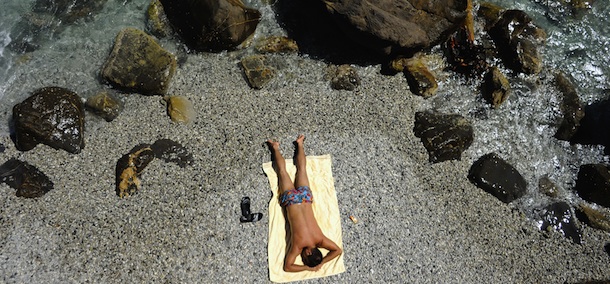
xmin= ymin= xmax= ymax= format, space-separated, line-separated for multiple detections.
xmin=280 ymin=186 xmax=313 ymax=207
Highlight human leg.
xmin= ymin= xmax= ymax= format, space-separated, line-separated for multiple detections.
xmin=266 ymin=139 xmax=295 ymax=192
xmin=293 ymin=134 xmax=310 ymax=188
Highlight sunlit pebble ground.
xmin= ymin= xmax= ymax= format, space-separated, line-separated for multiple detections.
xmin=1 ymin=47 xmax=610 ymax=283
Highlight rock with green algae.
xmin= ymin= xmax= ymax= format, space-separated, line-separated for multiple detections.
xmin=101 ymin=27 xmax=177 ymax=95
xmin=146 ymin=0 xmax=172 ymax=37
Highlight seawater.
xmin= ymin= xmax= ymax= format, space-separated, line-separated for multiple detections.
xmin=0 ymin=0 xmax=608 ymax=215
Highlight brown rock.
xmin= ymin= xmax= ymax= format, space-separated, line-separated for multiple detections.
xmin=146 ymin=0 xmax=173 ymax=38
xmin=413 ymin=111 xmax=473 ymax=163
xmin=328 ymin=64 xmax=360 ymax=91
xmin=322 ymin=0 xmax=469 ymax=55
xmin=538 ymin=176 xmax=560 ymax=198
xmin=115 ymin=144 xmax=155 ymax=198
xmin=164 ymin=96 xmax=196 ymax=123
xmin=255 ymin=36 xmax=299 ymax=53
xmin=576 ymin=203 xmax=610 ymax=232
xmin=481 ymin=67 xmax=510 ymax=108
xmin=0 ymin=159 xmax=54 ymax=198
xmin=403 ymin=58 xmax=437 ymax=98
xmin=101 ymin=28 xmax=177 ymax=95
xmin=85 ymin=91 xmax=123 ymax=122
xmin=240 ymin=55 xmax=276 ymax=89
xmin=554 ymin=72 xmax=585 ymax=141
xmin=160 ymin=0 xmax=261 ymax=52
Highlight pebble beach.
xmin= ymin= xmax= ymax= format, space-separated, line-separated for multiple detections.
xmin=1 ymin=0 xmax=610 ymax=282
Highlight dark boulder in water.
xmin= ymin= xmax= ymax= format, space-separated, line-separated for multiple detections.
xmin=553 ymin=72 xmax=585 ymax=141
xmin=0 ymin=159 xmax=54 ymax=198
xmin=570 ymin=98 xmax=610 ymax=154
xmin=413 ymin=111 xmax=473 ymax=163
xmin=160 ymin=0 xmax=261 ymax=52
xmin=574 ymin=164 xmax=610 ymax=208
xmin=488 ymin=9 xmax=546 ymax=74
xmin=536 ymin=201 xmax=581 ymax=244
xmin=468 ymin=153 xmax=527 ymax=203
xmin=13 ymin=87 xmax=85 ymax=154
xmin=481 ymin=66 xmax=511 ymax=108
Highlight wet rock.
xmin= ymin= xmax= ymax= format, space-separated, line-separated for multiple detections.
xmin=570 ymin=98 xmax=610 ymax=153
xmin=575 ymin=203 xmax=610 ymax=232
xmin=146 ymin=0 xmax=173 ymax=38
xmin=151 ymin=139 xmax=194 ymax=168
xmin=255 ymin=36 xmax=299 ymax=54
xmin=9 ymin=0 xmax=108 ymax=53
xmin=85 ymin=91 xmax=123 ymax=122
xmin=468 ymin=153 xmax=527 ymax=203
xmin=574 ymin=164 xmax=610 ymax=208
xmin=101 ymin=28 xmax=177 ymax=95
xmin=13 ymin=87 xmax=85 ymax=154
xmin=443 ymin=26 xmax=488 ymax=76
xmin=115 ymin=144 xmax=155 ymax=198
xmin=321 ymin=0 xmax=469 ymax=55
xmin=535 ymin=0 xmax=596 ymax=23
xmin=413 ymin=111 xmax=473 ymax=163
xmin=0 ymin=159 xmax=54 ymax=198
xmin=327 ymin=65 xmax=360 ymax=91
xmin=488 ymin=10 xmax=546 ymax=74
xmin=240 ymin=55 xmax=276 ymax=89
xmin=160 ymin=0 xmax=261 ymax=52
xmin=116 ymin=139 xmax=192 ymax=197
xmin=401 ymin=58 xmax=437 ymax=98
xmin=164 ymin=96 xmax=196 ymax=124
xmin=477 ymin=2 xmax=505 ymax=31
xmin=481 ymin=67 xmax=511 ymax=108
xmin=553 ymin=72 xmax=585 ymax=141
xmin=536 ymin=201 xmax=581 ymax=244
xmin=538 ymin=175 xmax=560 ymax=198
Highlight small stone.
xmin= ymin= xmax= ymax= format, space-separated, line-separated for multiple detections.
xmin=468 ymin=153 xmax=527 ymax=203
xmin=538 ymin=176 xmax=560 ymax=198
xmin=240 ymin=55 xmax=276 ymax=89
xmin=0 ymin=143 xmax=5 ymax=153
xmin=115 ymin=144 xmax=155 ymax=198
xmin=255 ymin=36 xmax=298 ymax=53
xmin=413 ymin=111 xmax=473 ymax=163
xmin=536 ymin=202 xmax=581 ymax=244
xmin=13 ymin=86 xmax=85 ymax=154
xmin=403 ymin=58 xmax=437 ymax=98
xmin=101 ymin=27 xmax=177 ymax=95
xmin=164 ymin=96 xmax=195 ymax=123
xmin=0 ymin=158 xmax=54 ymax=198
xmin=328 ymin=64 xmax=360 ymax=91
xmin=85 ymin=91 xmax=123 ymax=122
xmin=481 ymin=66 xmax=510 ymax=108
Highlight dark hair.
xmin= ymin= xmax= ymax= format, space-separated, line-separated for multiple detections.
xmin=302 ymin=248 xmax=323 ymax=267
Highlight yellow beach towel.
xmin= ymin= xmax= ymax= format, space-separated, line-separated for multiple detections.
xmin=262 ymin=154 xmax=345 ymax=283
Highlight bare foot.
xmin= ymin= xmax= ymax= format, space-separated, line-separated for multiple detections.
xmin=266 ymin=139 xmax=280 ymax=150
xmin=295 ymin=134 xmax=305 ymax=146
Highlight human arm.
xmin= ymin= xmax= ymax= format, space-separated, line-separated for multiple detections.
xmin=318 ymin=236 xmax=342 ymax=266
xmin=283 ymin=246 xmax=319 ymax=272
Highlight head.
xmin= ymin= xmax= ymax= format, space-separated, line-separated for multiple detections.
xmin=301 ymin=247 xmax=323 ymax=267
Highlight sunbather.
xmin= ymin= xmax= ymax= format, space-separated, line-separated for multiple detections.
xmin=266 ymin=134 xmax=342 ymax=272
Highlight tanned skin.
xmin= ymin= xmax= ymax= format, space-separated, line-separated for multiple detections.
xmin=266 ymin=134 xmax=342 ymax=273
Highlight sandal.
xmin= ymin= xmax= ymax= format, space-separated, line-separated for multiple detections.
xmin=240 ymin=197 xmax=263 ymax=223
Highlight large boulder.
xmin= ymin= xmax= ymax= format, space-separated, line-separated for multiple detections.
xmin=413 ymin=111 xmax=473 ymax=163
xmin=574 ymin=164 xmax=610 ymax=208
xmin=468 ymin=153 xmax=527 ymax=203
xmin=13 ymin=87 xmax=85 ymax=154
xmin=160 ymin=0 xmax=261 ymax=52
xmin=321 ymin=0 xmax=470 ymax=55
xmin=553 ymin=72 xmax=585 ymax=141
xmin=101 ymin=28 xmax=177 ymax=95
xmin=570 ymin=98 xmax=610 ymax=153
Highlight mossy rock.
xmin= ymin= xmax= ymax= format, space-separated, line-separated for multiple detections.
xmin=101 ymin=28 xmax=177 ymax=95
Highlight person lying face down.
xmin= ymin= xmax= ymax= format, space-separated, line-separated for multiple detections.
xmin=266 ymin=134 xmax=342 ymax=272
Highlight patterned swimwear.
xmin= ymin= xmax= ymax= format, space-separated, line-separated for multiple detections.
xmin=279 ymin=186 xmax=314 ymax=207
